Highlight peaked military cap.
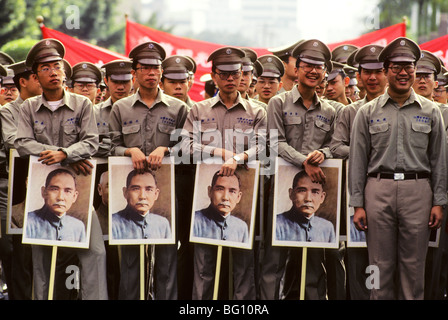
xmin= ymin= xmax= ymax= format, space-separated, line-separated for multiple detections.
xmin=327 ymin=61 xmax=346 ymax=81
xmin=102 ymin=60 xmax=133 ymax=81
xmin=416 ymin=50 xmax=441 ymax=75
xmin=162 ymin=55 xmax=195 ymax=80
xmin=292 ymin=39 xmax=332 ymax=71
xmin=257 ymin=54 xmax=284 ymax=78
xmin=1 ymin=68 xmax=15 ymax=85
xmin=353 ymin=44 xmax=384 ymax=70
xmin=346 ymin=49 xmax=359 ymax=68
xmin=378 ymin=37 xmax=421 ymax=63
xmin=437 ymin=66 xmax=448 ymax=87
xmin=26 ymin=39 xmax=65 ymax=67
xmin=8 ymin=61 xmax=33 ymax=77
xmin=0 ymin=51 xmax=15 ymax=65
xmin=0 ymin=64 xmax=7 ymax=77
xmin=253 ymin=60 xmax=263 ymax=79
xmin=268 ymin=40 xmax=305 ymax=59
xmin=185 ymin=56 xmax=197 ymax=77
xmin=72 ymin=62 xmax=102 ymax=83
xmin=62 ymin=59 xmax=72 ymax=81
xmin=331 ymin=44 xmax=359 ymax=64
xmin=240 ymin=48 xmax=258 ymax=72
xmin=207 ymin=47 xmax=245 ymax=71
xmin=129 ymin=41 xmax=166 ymax=66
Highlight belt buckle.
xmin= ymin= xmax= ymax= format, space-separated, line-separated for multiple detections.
xmin=394 ymin=173 xmax=405 ymax=181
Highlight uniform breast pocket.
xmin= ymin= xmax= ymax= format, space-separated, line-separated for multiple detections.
xmin=283 ymin=116 xmax=302 ymax=143
xmin=313 ymin=120 xmax=331 ymax=142
xmin=410 ymin=122 xmax=431 ymax=149
xmin=233 ymin=123 xmax=254 ymax=149
xmin=63 ymin=125 xmax=79 ymax=146
xmin=369 ymin=123 xmax=389 ymax=149
xmin=157 ymin=123 xmax=176 ymax=145
xmin=199 ymin=122 xmax=219 ymax=146
xmin=122 ymin=124 xmax=142 ymax=148
xmin=33 ymin=123 xmax=47 ymax=141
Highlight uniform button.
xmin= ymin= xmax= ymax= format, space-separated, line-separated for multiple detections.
xmin=58 ymin=236 xmax=62 ymax=241
xmin=144 ymin=234 xmax=148 ymax=239
xmin=223 ymin=236 xmax=227 ymax=240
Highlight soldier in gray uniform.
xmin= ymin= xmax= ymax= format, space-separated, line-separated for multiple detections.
xmin=330 ymin=44 xmax=387 ymax=300
xmin=255 ymin=54 xmax=284 ymax=105
xmin=433 ymin=65 xmax=448 ymax=105
xmin=94 ymin=60 xmax=133 ymax=158
xmin=109 ymin=41 xmax=188 ymax=300
xmin=69 ymin=62 xmax=102 ymax=105
xmin=259 ymin=39 xmax=336 ymax=300
xmin=0 ymin=61 xmax=42 ymax=300
xmin=0 ymin=52 xmax=16 ymax=106
xmin=181 ymin=46 xmax=267 ymax=300
xmin=412 ymin=50 xmax=441 ymax=101
xmin=14 ymin=39 xmax=107 ymax=300
xmin=159 ymin=55 xmax=196 ymax=108
xmin=349 ymin=37 xmax=447 ymax=300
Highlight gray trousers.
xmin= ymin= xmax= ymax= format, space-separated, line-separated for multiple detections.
xmin=365 ymin=177 xmax=432 ymax=300
xmin=32 ymin=211 xmax=108 ymax=300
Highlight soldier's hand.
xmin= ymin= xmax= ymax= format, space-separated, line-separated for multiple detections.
xmin=219 ymin=158 xmax=238 ymax=177
xmin=306 ymin=150 xmax=325 ymax=165
xmin=147 ymin=147 xmax=167 ymax=170
xmin=69 ymin=159 xmax=94 ymax=176
xmin=429 ymin=205 xmax=444 ymax=229
xmin=125 ymin=147 xmax=147 ymax=173
xmin=38 ymin=150 xmax=67 ymax=165
xmin=303 ymin=160 xmax=326 ymax=184
xmin=353 ymin=207 xmax=368 ymax=231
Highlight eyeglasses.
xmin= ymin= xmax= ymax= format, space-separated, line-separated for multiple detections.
xmin=415 ymin=74 xmax=433 ymax=81
xmin=38 ymin=65 xmax=64 ymax=74
xmin=135 ymin=65 xmax=161 ymax=75
xmin=389 ymin=64 xmax=415 ymax=74
xmin=214 ymin=71 xmax=242 ymax=80
xmin=1 ymin=86 xmax=18 ymax=93
xmin=433 ymin=88 xmax=447 ymax=95
xmin=73 ymin=83 xmax=98 ymax=90
xmin=298 ymin=64 xmax=326 ymax=73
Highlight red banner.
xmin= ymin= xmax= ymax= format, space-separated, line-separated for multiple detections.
xmin=327 ymin=22 xmax=407 ymax=51
xmin=420 ymin=34 xmax=448 ymax=68
xmin=40 ymin=24 xmax=128 ymax=67
xmin=126 ymin=19 xmax=270 ymax=102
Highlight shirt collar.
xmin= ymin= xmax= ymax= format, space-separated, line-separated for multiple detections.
xmin=132 ymin=88 xmax=169 ymax=109
xmin=211 ymin=91 xmax=247 ymax=111
xmin=286 ymin=207 xmax=315 ymax=228
xmin=40 ymin=205 xmax=66 ymax=228
xmin=380 ymin=88 xmax=422 ymax=109
xmin=37 ymin=90 xmax=74 ymax=112
xmin=292 ymin=85 xmax=321 ymax=110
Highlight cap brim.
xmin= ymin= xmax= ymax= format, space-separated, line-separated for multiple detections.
xmin=216 ymin=64 xmax=242 ymax=72
xmin=164 ymin=72 xmax=189 ymax=80
xmin=110 ymin=74 xmax=133 ymax=81
xmin=388 ymin=56 xmax=416 ymax=63
xmin=360 ymin=62 xmax=384 ymax=69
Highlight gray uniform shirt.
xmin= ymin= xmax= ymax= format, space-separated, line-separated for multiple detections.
xmin=181 ymin=92 xmax=267 ymax=161
xmin=109 ymin=88 xmax=189 ymax=156
xmin=349 ymin=89 xmax=447 ymax=207
xmin=193 ymin=205 xmax=249 ymax=243
xmin=14 ymin=91 xmax=99 ymax=163
xmin=267 ymin=85 xmax=335 ymax=168
xmin=112 ymin=205 xmax=171 ymax=240
xmin=0 ymin=96 xmax=23 ymax=153
xmin=26 ymin=206 xmax=86 ymax=242
xmin=93 ymin=97 xmax=113 ymax=158
xmin=330 ymin=97 xmax=368 ymax=159
xmin=275 ymin=208 xmax=335 ymax=243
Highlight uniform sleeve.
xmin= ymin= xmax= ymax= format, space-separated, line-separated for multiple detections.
xmin=330 ymin=106 xmax=352 ymax=159
xmin=267 ymin=97 xmax=307 ymax=167
xmin=14 ymin=100 xmax=59 ymax=157
xmin=0 ymin=106 xmax=18 ymax=153
xmin=109 ymin=103 xmax=128 ymax=156
xmin=348 ymin=106 xmax=370 ymax=208
xmin=245 ymin=107 xmax=267 ymax=161
xmin=429 ymin=107 xmax=447 ymax=206
xmin=59 ymin=99 xmax=99 ymax=163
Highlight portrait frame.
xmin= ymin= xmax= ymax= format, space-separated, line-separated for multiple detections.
xmin=6 ymin=149 xmax=29 ymax=235
xmin=272 ymin=157 xmax=342 ymax=249
xmin=92 ymin=157 xmax=109 ymax=241
xmin=108 ymin=156 xmax=176 ymax=245
xmin=189 ymin=161 xmax=260 ymax=250
xmin=22 ymin=156 xmax=96 ymax=249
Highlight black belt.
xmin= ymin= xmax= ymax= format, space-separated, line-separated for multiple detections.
xmin=368 ymin=172 xmax=430 ymax=180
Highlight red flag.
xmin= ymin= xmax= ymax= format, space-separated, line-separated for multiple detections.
xmin=420 ymin=35 xmax=448 ymax=67
xmin=40 ymin=24 xmax=127 ymax=67
xmin=126 ymin=19 xmax=270 ymax=102
xmin=327 ymin=22 xmax=407 ymax=51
